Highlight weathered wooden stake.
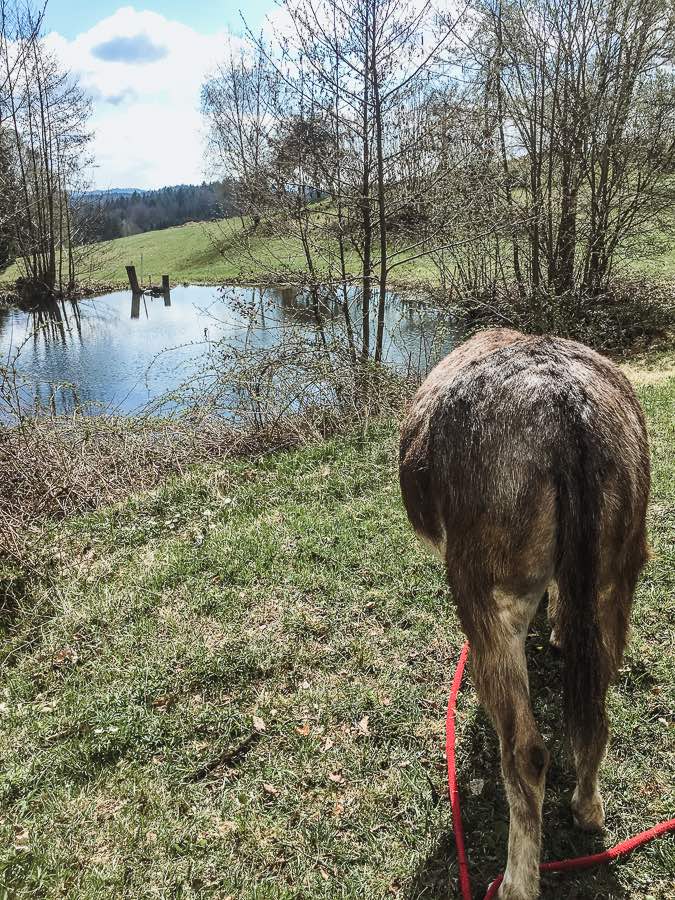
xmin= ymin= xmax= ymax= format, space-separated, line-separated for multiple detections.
xmin=130 ymin=293 xmax=140 ymax=319
xmin=161 ymin=274 xmax=170 ymax=293
xmin=126 ymin=264 xmax=141 ymax=294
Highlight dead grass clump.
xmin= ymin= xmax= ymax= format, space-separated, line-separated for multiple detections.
xmin=0 ymin=415 xmax=306 ymax=568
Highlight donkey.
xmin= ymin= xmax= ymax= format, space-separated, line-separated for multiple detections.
xmin=399 ymin=329 xmax=650 ymax=900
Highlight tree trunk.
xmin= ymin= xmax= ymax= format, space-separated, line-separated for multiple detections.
xmin=372 ymin=0 xmax=388 ymax=365
xmin=360 ymin=0 xmax=372 ymax=360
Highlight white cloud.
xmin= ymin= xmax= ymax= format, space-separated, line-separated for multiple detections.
xmin=44 ymin=6 xmax=245 ymax=189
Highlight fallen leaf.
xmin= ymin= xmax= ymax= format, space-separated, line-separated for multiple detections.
xmin=263 ymin=782 xmax=279 ymax=797
xmin=469 ymin=778 xmax=484 ymax=796
xmin=53 ymin=647 xmax=79 ymax=668
xmin=296 ymin=722 xmax=311 ymax=736
xmin=252 ymin=715 xmax=266 ymax=733
xmin=151 ymin=695 xmax=172 ymax=711
xmin=328 ymin=771 xmax=344 ymax=784
xmin=322 ymin=737 xmax=334 ymax=752
xmin=356 ymin=715 xmax=370 ymax=736
xmin=13 ymin=826 xmax=29 ymax=851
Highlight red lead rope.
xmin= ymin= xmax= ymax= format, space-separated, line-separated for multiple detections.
xmin=446 ymin=641 xmax=675 ymax=900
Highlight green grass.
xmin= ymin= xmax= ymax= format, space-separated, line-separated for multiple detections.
xmin=0 ymin=218 xmax=296 ymax=288
xmin=1 ymin=376 xmax=674 ymax=899
xmin=0 ymin=215 xmax=442 ymax=291
xmin=2 ymin=209 xmax=673 ymax=293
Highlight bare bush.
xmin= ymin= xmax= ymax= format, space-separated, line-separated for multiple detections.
xmin=452 ymin=278 xmax=675 ymax=353
xmin=0 ymin=322 xmax=414 ymax=569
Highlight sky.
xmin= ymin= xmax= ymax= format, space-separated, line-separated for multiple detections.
xmin=42 ymin=2 xmax=275 ymax=190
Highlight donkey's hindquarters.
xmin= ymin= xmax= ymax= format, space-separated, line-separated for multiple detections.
xmin=399 ymin=329 xmax=650 ymax=900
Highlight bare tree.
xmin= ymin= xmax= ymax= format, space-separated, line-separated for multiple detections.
xmin=203 ymin=0 xmax=674 ymax=360
xmin=203 ymin=0 xmax=470 ymax=362
xmin=0 ymin=0 xmax=44 ymax=267
xmin=1 ymin=0 xmax=95 ymax=297
xmin=471 ymin=0 xmax=675 ymax=300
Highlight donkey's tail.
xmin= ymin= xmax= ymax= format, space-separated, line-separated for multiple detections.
xmin=554 ymin=409 xmax=610 ymax=747
xmin=399 ymin=425 xmax=444 ymax=549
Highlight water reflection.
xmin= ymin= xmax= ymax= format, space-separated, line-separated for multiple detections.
xmin=30 ymin=296 xmax=82 ymax=345
xmin=130 ymin=288 xmax=172 ymax=319
xmin=0 ymin=283 xmax=462 ymax=416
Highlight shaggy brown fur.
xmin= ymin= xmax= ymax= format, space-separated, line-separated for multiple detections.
xmin=399 ymin=329 xmax=650 ymax=900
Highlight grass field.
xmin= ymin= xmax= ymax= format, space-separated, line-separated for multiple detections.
xmin=6 ymin=213 xmax=672 ymax=292
xmin=1 ymin=370 xmax=673 ymax=899
xmin=0 ymin=216 xmax=442 ymax=291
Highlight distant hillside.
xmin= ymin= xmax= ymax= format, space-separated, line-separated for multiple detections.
xmin=85 ymin=188 xmax=145 ymax=199
xmin=1 ymin=213 xmax=441 ymax=290
xmin=79 ymin=181 xmax=240 ymax=242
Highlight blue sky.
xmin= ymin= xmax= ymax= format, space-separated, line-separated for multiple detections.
xmin=44 ymin=1 xmax=270 ymax=40
xmin=43 ymin=3 xmax=276 ymax=189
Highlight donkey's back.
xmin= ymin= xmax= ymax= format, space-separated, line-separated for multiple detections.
xmin=399 ymin=329 xmax=650 ymax=900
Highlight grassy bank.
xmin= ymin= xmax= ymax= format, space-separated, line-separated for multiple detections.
xmin=0 ymin=217 xmax=441 ymax=291
xmin=1 ymin=371 xmax=673 ymax=898
xmin=2 ymin=213 xmax=673 ymax=291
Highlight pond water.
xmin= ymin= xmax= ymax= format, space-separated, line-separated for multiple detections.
xmin=0 ymin=284 xmax=462 ymax=416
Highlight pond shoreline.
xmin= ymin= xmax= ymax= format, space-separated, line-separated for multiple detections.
xmin=1 ymin=282 xmax=459 ymax=418
xmin=0 ymin=282 xmax=120 ymax=311
xmin=3 ymin=349 xmax=672 ymax=566
xmin=0 ymin=272 xmax=452 ymax=315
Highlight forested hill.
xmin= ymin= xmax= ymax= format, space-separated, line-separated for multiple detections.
xmin=85 ymin=181 xmax=239 ymax=241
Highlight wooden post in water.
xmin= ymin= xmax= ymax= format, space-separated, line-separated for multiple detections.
xmin=162 ymin=274 xmax=171 ymax=306
xmin=126 ymin=264 xmax=141 ymax=294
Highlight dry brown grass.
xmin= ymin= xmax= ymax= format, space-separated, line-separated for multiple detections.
xmin=1 ymin=341 xmax=411 ymax=568
xmin=0 ymin=415 xmax=314 ymax=566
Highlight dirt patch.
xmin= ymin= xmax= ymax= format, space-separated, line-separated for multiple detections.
xmin=620 ymin=362 xmax=675 ymax=385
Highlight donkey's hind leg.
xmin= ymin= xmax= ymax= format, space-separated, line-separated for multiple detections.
xmin=466 ymin=586 xmax=549 ymax=900
xmin=568 ymin=550 xmax=643 ymax=832
xmin=546 ymin=580 xmax=560 ymax=649
xmin=567 ymin=659 xmax=609 ymax=832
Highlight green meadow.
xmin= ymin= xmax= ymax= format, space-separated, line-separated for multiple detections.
xmin=6 ymin=213 xmax=673 ymax=291
xmin=1 ymin=216 xmax=444 ymax=291
xmin=1 ymin=370 xmax=673 ymax=899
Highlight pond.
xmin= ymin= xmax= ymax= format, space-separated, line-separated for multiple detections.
xmin=0 ymin=284 xmax=462 ymax=416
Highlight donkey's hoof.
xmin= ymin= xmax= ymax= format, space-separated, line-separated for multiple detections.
xmin=571 ymin=789 xmax=605 ymax=831
xmin=549 ymin=628 xmax=561 ymax=651
xmin=497 ymin=880 xmax=538 ymax=900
